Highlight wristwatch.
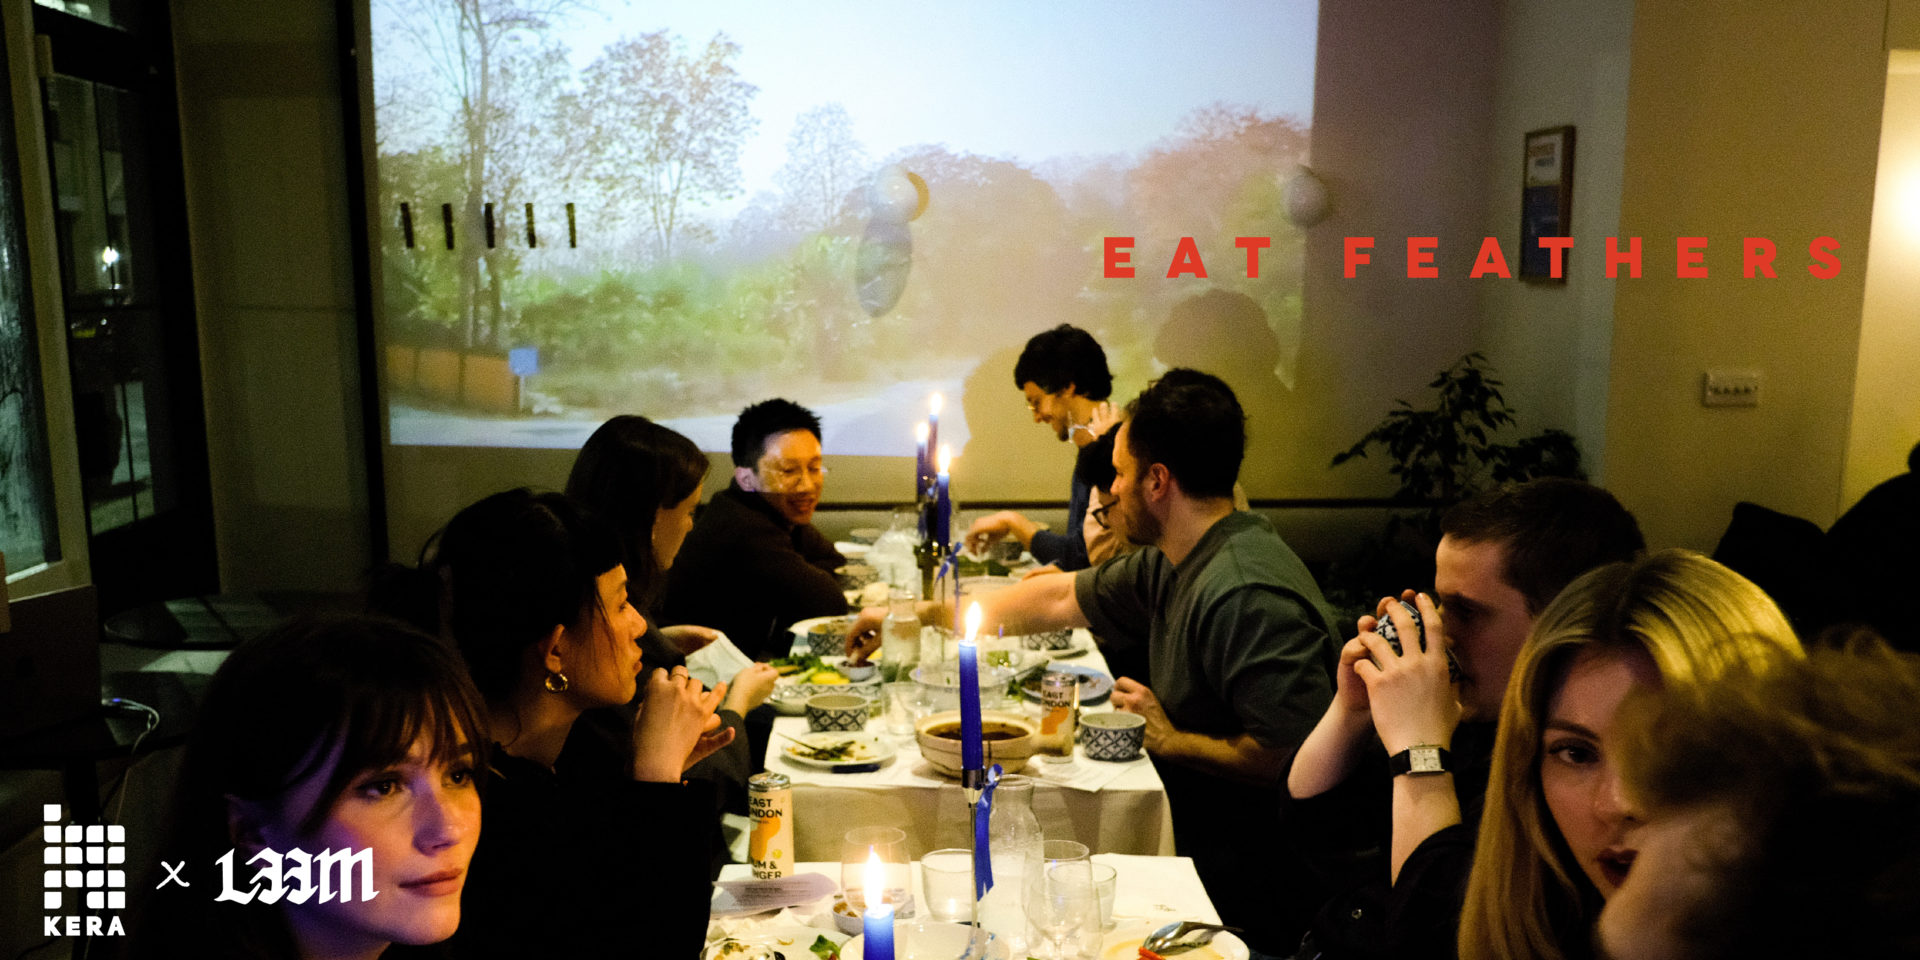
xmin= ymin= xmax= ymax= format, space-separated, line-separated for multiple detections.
xmin=1388 ymin=744 xmax=1452 ymax=777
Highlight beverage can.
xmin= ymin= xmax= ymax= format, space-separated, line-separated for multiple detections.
xmin=747 ymin=772 xmax=795 ymax=879
xmin=1037 ymin=671 xmax=1078 ymax=759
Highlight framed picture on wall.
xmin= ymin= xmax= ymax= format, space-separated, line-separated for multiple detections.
xmin=1519 ymin=125 xmax=1575 ymax=282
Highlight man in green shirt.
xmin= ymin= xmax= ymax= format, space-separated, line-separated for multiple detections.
xmin=976 ymin=368 xmax=1339 ymax=953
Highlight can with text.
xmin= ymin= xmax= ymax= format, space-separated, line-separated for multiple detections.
xmin=1036 ymin=671 xmax=1078 ymax=760
xmin=747 ymin=772 xmax=795 ymax=879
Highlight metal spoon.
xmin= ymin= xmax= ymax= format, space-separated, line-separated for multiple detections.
xmin=1140 ymin=920 xmax=1243 ymax=955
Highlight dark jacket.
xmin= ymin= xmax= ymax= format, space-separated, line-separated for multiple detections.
xmin=1283 ymin=723 xmax=1497 ymax=960
xmin=448 ymin=744 xmax=715 ymax=958
xmin=663 ymin=484 xmax=847 ymax=660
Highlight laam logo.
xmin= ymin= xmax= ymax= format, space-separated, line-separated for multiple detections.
xmin=41 ymin=804 xmax=127 ymax=937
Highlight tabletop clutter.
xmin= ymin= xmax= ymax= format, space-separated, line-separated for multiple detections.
xmin=704 ymin=398 xmax=1232 ymax=959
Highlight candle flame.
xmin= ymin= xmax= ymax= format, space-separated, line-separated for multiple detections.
xmin=964 ymin=602 xmax=982 ymax=644
xmin=931 ymin=393 xmax=943 ymax=416
xmin=864 ymin=848 xmax=887 ymax=910
xmin=915 ymin=422 xmax=929 ymax=443
xmin=937 ymin=445 xmax=952 ymax=475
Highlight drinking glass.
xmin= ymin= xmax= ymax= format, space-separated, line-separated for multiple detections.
xmin=841 ymin=826 xmax=910 ymax=912
xmin=919 ymin=848 xmax=974 ymax=923
xmin=1023 ymin=840 xmax=1097 ymax=959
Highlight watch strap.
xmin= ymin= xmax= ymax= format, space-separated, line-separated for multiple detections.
xmin=1388 ymin=744 xmax=1452 ymax=777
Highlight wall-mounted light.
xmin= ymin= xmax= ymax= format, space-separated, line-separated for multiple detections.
xmin=1283 ymin=165 xmax=1331 ymax=227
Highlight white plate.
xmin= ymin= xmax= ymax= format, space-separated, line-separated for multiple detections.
xmin=834 ymin=541 xmax=872 ymax=560
xmin=1101 ymin=923 xmax=1248 ymax=960
xmin=779 ymin=732 xmax=895 ymax=770
xmin=841 ymin=920 xmax=977 ymax=960
xmin=701 ymin=925 xmax=838 ymax=960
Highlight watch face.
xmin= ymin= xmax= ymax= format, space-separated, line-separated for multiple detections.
xmin=1409 ymin=748 xmax=1444 ymax=774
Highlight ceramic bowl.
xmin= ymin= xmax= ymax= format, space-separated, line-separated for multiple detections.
xmin=1080 ymin=711 xmax=1145 ymax=762
xmin=914 ymin=709 xmax=1038 ymax=776
xmin=807 ymin=693 xmax=873 ymax=732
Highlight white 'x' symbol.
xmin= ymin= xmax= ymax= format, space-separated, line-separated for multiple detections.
xmin=158 ymin=862 xmax=189 ymax=889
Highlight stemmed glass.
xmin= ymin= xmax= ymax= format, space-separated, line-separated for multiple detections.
xmin=1023 ymin=840 xmax=1098 ymax=959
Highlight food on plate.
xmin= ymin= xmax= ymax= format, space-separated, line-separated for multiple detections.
xmin=982 ymin=650 xmax=1016 ymax=669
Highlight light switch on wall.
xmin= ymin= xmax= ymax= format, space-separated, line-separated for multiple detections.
xmin=1702 ymin=370 xmax=1762 ymax=407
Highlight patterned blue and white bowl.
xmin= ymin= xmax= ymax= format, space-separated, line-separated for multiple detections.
xmin=807 ymin=693 xmax=873 ymax=732
xmin=1080 ymin=712 xmax=1145 ymax=762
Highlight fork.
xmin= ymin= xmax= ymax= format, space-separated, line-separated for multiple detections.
xmin=1140 ymin=920 xmax=1242 ymax=955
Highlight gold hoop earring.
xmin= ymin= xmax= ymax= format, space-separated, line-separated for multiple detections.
xmin=544 ymin=671 xmax=570 ymax=693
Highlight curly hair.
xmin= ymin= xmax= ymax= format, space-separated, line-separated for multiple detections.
xmin=1609 ymin=632 xmax=1920 ymax=960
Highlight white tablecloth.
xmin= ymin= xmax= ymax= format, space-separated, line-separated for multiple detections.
xmin=767 ymin=631 xmax=1175 ymax=861
xmin=711 ymin=855 xmax=1224 ymax=953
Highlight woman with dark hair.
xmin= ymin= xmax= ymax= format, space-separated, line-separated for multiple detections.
xmin=130 ymin=615 xmax=486 ymax=960
xmin=565 ymin=415 xmax=777 ymax=874
xmin=564 ymin=414 xmax=776 ymax=706
xmin=427 ymin=488 xmax=730 ymax=957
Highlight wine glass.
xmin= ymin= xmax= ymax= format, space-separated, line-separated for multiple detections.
xmin=1023 ymin=840 xmax=1098 ymax=959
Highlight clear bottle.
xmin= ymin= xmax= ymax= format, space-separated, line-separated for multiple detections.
xmin=882 ymin=588 xmax=920 ymax=682
xmin=978 ymin=774 xmax=1042 ymax=954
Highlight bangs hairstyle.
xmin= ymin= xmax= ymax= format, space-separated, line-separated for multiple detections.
xmin=566 ymin=416 xmax=708 ymax=608
xmin=1123 ymin=368 xmax=1244 ymax=499
xmin=187 ymin=615 xmax=487 ymax=835
xmin=430 ymin=489 xmax=624 ymax=703
xmin=134 ymin=616 xmax=485 ymax=958
xmin=1458 ymin=549 xmax=1804 ymax=960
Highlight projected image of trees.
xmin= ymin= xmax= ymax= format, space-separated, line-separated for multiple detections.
xmin=370 ymin=1 xmax=1316 ymax=453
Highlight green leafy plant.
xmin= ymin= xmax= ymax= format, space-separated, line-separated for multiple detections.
xmin=1322 ymin=353 xmax=1583 ymax=618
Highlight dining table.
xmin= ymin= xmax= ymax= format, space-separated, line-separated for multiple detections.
xmin=765 ymin=627 xmax=1176 ymax=863
xmin=709 ymin=854 xmax=1238 ymax=959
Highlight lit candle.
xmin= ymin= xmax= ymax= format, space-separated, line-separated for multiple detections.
xmin=914 ymin=422 xmax=930 ymax=499
xmin=935 ymin=445 xmax=952 ymax=549
xmin=928 ymin=394 xmax=942 ymax=471
xmin=958 ymin=602 xmax=983 ymax=771
xmin=861 ymin=848 xmax=895 ymax=960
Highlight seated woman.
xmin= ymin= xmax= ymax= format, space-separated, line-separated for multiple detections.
xmin=1599 ymin=632 xmax=1920 ymax=960
xmin=426 ymin=489 xmax=732 ymax=957
xmin=565 ymin=415 xmax=779 ymax=871
xmin=129 ymin=615 xmax=486 ymax=960
xmin=1457 ymin=549 xmax=1803 ymax=960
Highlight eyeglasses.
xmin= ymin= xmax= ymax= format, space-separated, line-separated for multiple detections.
xmin=761 ymin=461 xmax=828 ymax=489
xmin=1090 ymin=501 xmax=1113 ymax=531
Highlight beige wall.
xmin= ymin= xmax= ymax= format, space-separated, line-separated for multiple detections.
xmin=1845 ymin=52 xmax=1920 ymax=505
xmin=1475 ymin=0 xmax=1635 ymax=482
xmin=173 ymin=0 xmax=373 ymax=591
xmin=1606 ymin=0 xmax=1886 ymax=551
xmin=1295 ymin=0 xmax=1500 ymax=498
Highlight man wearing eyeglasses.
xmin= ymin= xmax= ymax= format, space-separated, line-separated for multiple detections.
xmin=964 ymin=325 xmax=1118 ymax=573
xmin=665 ymin=398 xmax=849 ymax=661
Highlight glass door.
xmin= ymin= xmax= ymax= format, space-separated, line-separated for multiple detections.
xmin=34 ymin=2 xmax=213 ymax=613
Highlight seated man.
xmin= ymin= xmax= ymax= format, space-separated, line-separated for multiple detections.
xmin=1599 ymin=634 xmax=1920 ymax=960
xmin=970 ymin=368 xmax=1339 ymax=954
xmin=966 ymin=324 xmax=1117 ymax=573
xmin=1287 ymin=478 xmax=1644 ymax=960
xmin=665 ymin=399 xmax=847 ymax=661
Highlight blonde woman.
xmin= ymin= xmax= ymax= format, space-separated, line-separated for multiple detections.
xmin=1457 ymin=549 xmax=1803 ymax=960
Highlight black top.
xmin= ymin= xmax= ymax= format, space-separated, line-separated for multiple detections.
xmin=447 ymin=743 xmax=715 ymax=958
xmin=1820 ymin=470 xmax=1920 ymax=651
xmin=1283 ymin=722 xmax=1498 ymax=960
xmin=663 ymin=485 xmax=848 ymax=660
